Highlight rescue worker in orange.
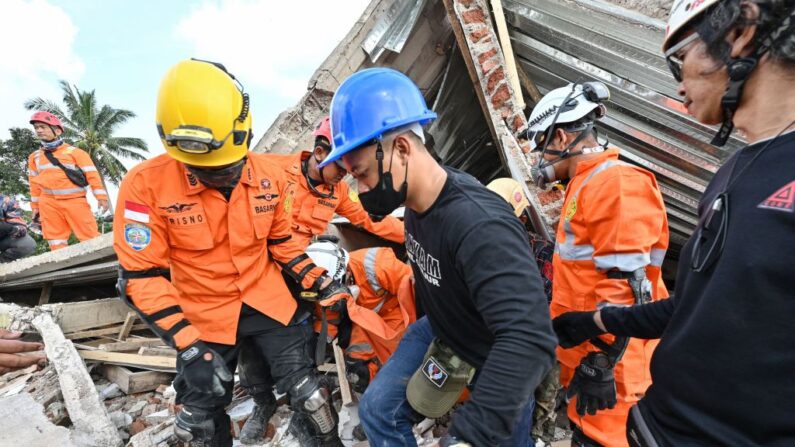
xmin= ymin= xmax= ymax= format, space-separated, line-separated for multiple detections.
xmin=237 ymin=116 xmax=405 ymax=444
xmin=28 ymin=111 xmax=107 ymax=250
xmin=526 ymin=82 xmax=669 ymax=447
xmin=305 ymin=241 xmax=415 ymax=393
xmin=113 ymin=59 xmax=348 ymax=447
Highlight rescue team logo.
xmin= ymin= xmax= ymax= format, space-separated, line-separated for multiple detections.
xmin=124 ymin=223 xmax=151 ymax=251
xmin=758 ymin=180 xmax=795 ymax=213
xmin=406 ymin=233 xmax=442 ymax=287
xmin=261 ymin=178 xmax=271 ymax=189
xmin=422 ymin=356 xmax=449 ymax=388
xmin=565 ymin=199 xmax=577 ymax=221
xmin=349 ymin=189 xmax=360 ymax=203
xmin=158 ymin=203 xmax=197 ymax=213
xmin=124 ymin=201 xmax=150 ymax=223
xmin=254 ymin=193 xmax=279 ymax=202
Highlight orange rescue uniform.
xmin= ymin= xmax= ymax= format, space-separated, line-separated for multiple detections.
xmin=344 ymin=247 xmax=416 ymax=379
xmin=113 ymin=153 xmax=325 ymax=349
xmin=264 ymin=151 xmax=404 ymax=249
xmin=28 ymin=144 xmax=106 ymax=249
xmin=550 ymin=148 xmax=669 ymax=447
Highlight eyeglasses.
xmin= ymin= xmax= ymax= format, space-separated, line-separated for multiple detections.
xmin=690 ymin=192 xmax=729 ymax=272
xmin=665 ymin=33 xmax=701 ymax=82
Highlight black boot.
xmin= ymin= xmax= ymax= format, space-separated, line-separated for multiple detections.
xmin=239 ymin=391 xmax=278 ymax=445
xmin=288 ymin=413 xmax=345 ymax=447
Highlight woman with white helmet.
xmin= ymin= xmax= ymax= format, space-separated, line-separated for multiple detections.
xmin=553 ymin=1 xmax=795 ymax=445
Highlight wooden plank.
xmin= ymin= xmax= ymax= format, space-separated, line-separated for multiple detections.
xmin=102 ymin=364 xmax=173 ymax=394
xmin=65 ymin=323 xmax=149 ymax=340
xmin=490 ymin=0 xmax=526 ymax=109
xmin=99 ymin=337 xmax=162 ymax=352
xmin=38 ymin=282 xmax=53 ymax=305
xmin=138 ymin=346 xmax=176 ymax=357
xmin=117 ymin=312 xmax=137 ymax=341
xmin=332 ymin=339 xmax=353 ymax=406
xmin=79 ymin=350 xmax=176 ymax=372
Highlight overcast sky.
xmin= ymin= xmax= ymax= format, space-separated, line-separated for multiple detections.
xmin=0 ymin=0 xmax=370 ymax=206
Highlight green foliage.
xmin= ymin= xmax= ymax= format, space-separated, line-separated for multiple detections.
xmin=0 ymin=128 xmax=38 ymax=197
xmin=24 ymin=80 xmax=149 ymax=185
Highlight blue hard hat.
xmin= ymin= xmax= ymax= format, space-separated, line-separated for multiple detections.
xmin=320 ymin=68 xmax=437 ymax=167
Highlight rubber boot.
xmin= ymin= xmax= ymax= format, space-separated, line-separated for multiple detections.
xmin=240 ymin=391 xmax=278 ymax=445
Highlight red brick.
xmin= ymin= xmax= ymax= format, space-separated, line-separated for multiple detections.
xmin=457 ymin=0 xmax=475 ymax=7
xmin=491 ymin=84 xmax=511 ymax=110
xmin=462 ymin=9 xmax=486 ymax=24
xmin=130 ymin=419 xmax=147 ymax=436
xmin=511 ymin=113 xmax=526 ymax=132
xmin=486 ymin=68 xmax=505 ymax=94
xmin=538 ymin=189 xmax=564 ymax=205
xmin=477 ymin=47 xmax=497 ymax=64
xmin=480 ymin=58 xmax=499 ymax=75
xmin=468 ymin=27 xmax=490 ymax=43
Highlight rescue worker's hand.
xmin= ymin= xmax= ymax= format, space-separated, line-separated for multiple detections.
xmin=10 ymin=224 xmax=27 ymax=239
xmin=345 ymin=359 xmax=371 ymax=394
xmin=97 ymin=199 xmax=109 ymax=214
xmin=553 ymin=311 xmax=605 ymax=348
xmin=0 ymin=330 xmax=46 ymax=374
xmin=177 ymin=341 xmax=233 ymax=397
xmin=568 ymin=351 xmax=617 ymax=416
xmin=318 ymin=279 xmax=351 ymax=311
xmin=31 ymin=210 xmax=40 ymax=222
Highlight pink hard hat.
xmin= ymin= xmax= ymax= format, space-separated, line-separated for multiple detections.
xmin=313 ymin=116 xmax=332 ymax=143
xmin=29 ymin=111 xmax=64 ymax=131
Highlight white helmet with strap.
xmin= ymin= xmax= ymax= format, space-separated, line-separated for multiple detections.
xmin=306 ymin=240 xmax=349 ymax=282
xmin=663 ymin=0 xmax=721 ymax=52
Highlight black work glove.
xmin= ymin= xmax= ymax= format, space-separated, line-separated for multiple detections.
xmin=568 ymin=351 xmax=617 ymax=416
xmin=177 ymin=340 xmax=233 ymax=397
xmin=301 ymin=275 xmax=351 ymax=311
xmin=10 ymin=225 xmax=27 ymax=239
xmin=553 ymin=311 xmax=605 ymax=348
xmin=345 ymin=359 xmax=371 ymax=394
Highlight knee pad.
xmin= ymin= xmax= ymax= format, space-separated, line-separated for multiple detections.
xmin=289 ymin=374 xmax=338 ymax=436
xmin=175 ymin=408 xmax=215 ymax=443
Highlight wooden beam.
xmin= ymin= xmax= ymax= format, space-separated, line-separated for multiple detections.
xmin=38 ymin=282 xmax=53 ymax=305
xmin=117 ymin=312 xmax=137 ymax=341
xmin=99 ymin=337 xmax=162 ymax=352
xmin=490 ymin=0 xmax=525 ymax=109
xmin=332 ymin=339 xmax=353 ymax=406
xmin=516 ymin=62 xmax=542 ymax=104
xmin=138 ymin=346 xmax=176 ymax=357
xmin=79 ymin=350 xmax=176 ymax=372
xmin=65 ymin=323 xmax=149 ymax=340
xmin=102 ymin=364 xmax=173 ymax=394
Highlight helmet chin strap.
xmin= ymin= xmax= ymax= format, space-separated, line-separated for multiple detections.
xmin=303 ymin=154 xmax=334 ymax=198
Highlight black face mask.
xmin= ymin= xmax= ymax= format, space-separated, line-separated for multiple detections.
xmin=187 ymin=159 xmax=246 ymax=190
xmin=358 ymin=142 xmax=407 ymax=222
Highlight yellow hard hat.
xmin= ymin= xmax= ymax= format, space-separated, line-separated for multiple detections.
xmin=156 ymin=59 xmax=252 ymax=167
xmin=486 ymin=177 xmax=530 ymax=218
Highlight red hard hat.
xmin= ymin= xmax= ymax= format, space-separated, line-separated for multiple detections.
xmin=30 ymin=111 xmax=64 ymax=131
xmin=312 ymin=116 xmax=332 ymax=143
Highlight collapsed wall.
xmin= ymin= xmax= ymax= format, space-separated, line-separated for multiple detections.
xmin=600 ymin=0 xmax=672 ymax=20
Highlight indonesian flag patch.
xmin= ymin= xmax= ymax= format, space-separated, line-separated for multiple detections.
xmin=124 ymin=200 xmax=150 ymax=223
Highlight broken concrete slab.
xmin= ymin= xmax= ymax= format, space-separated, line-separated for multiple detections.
xmin=0 ymin=393 xmax=77 ymax=446
xmin=0 ymin=232 xmax=115 ymax=283
xmin=0 ymin=297 xmax=132 ymax=334
xmin=31 ymin=312 xmax=123 ymax=447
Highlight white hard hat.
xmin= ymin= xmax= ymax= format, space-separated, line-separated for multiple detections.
xmin=663 ymin=0 xmax=721 ymax=52
xmin=527 ymin=83 xmax=607 ymax=151
xmin=306 ymin=240 xmax=349 ymax=282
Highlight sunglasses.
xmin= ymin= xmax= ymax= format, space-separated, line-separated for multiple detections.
xmin=690 ymin=192 xmax=729 ymax=273
xmin=664 ymin=33 xmax=701 ymax=83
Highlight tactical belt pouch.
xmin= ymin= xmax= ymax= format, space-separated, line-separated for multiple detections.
xmin=43 ymin=149 xmax=89 ymax=188
xmin=406 ymin=338 xmax=475 ymax=418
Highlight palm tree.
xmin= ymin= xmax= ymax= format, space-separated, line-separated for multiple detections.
xmin=24 ymin=80 xmax=148 ymax=185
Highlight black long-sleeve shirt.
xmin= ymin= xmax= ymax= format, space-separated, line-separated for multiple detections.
xmin=600 ymin=132 xmax=795 ymax=446
xmin=405 ymin=167 xmax=557 ymax=446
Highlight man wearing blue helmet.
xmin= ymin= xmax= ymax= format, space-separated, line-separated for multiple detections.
xmin=320 ymin=67 xmax=557 ymax=446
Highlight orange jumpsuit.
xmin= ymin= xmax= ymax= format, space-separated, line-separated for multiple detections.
xmin=549 ymin=148 xmax=669 ymax=446
xmin=344 ymin=247 xmax=416 ymax=380
xmin=264 ymin=151 xmax=404 ymax=249
xmin=28 ymin=144 xmax=106 ymax=250
xmin=113 ymin=153 xmax=325 ymax=349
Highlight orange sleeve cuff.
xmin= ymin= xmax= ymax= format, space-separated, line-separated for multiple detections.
xmin=174 ymin=325 xmax=201 ymax=350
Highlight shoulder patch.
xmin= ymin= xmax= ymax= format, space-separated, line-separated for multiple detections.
xmin=565 ymin=199 xmax=577 ymax=221
xmin=124 ymin=223 xmax=152 ymax=251
xmin=349 ymin=189 xmax=360 ymax=203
